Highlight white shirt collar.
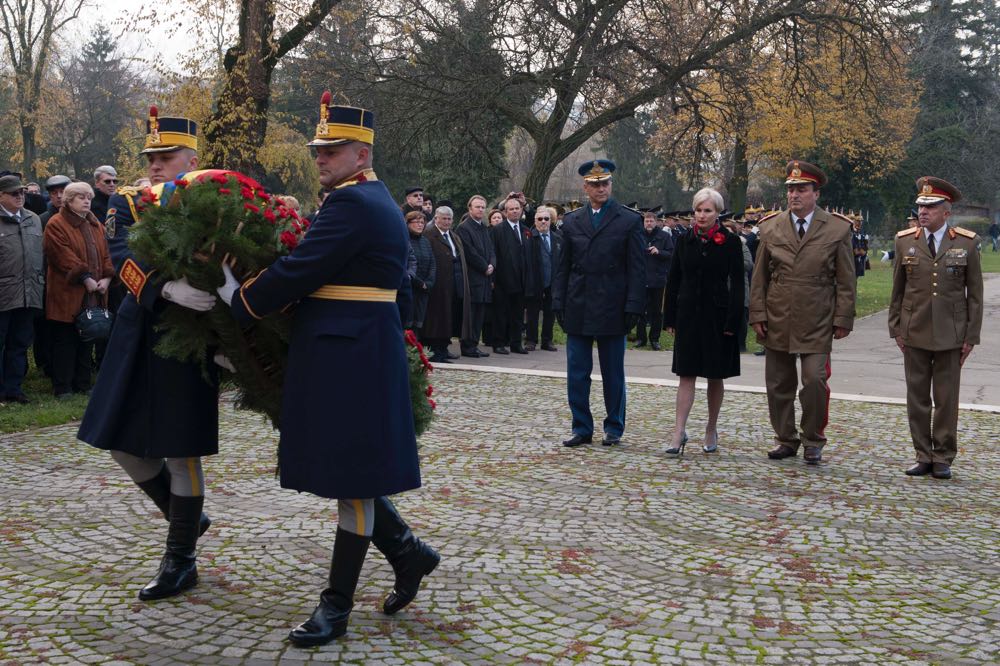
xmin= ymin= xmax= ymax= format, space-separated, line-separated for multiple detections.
xmin=927 ymin=224 xmax=947 ymax=248
xmin=0 ymin=205 xmax=19 ymax=218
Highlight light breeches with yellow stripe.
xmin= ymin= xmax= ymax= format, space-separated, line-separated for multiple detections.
xmin=338 ymin=498 xmax=374 ymax=536
xmin=110 ymin=451 xmax=206 ymax=497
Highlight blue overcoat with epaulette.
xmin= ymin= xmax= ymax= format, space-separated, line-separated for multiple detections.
xmin=77 ymin=188 xmax=219 ymax=458
xmin=231 ymin=174 xmax=420 ymax=500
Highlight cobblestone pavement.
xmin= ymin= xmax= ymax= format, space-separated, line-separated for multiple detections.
xmin=2 ymin=370 xmax=999 ymax=665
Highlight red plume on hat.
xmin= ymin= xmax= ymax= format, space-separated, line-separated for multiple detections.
xmin=320 ymin=91 xmax=331 ymax=106
xmin=149 ymin=105 xmax=158 ymax=118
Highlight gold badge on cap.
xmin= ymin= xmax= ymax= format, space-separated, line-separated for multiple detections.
xmin=791 ymin=162 xmax=802 ymax=178
xmin=588 ymin=161 xmax=602 ymax=176
xmin=148 ymin=106 xmax=161 ymax=145
xmin=317 ymin=91 xmax=330 ymax=136
xmin=921 ymin=184 xmax=933 ymax=195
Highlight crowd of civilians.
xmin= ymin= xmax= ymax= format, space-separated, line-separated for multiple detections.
xmin=398 ymin=186 xmax=763 ymax=365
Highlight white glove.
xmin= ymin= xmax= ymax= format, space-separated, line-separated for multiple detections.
xmin=216 ymin=263 xmax=240 ymax=306
xmin=880 ymin=250 xmax=890 ymax=262
xmin=162 ymin=277 xmax=217 ymax=312
xmin=213 ymin=353 xmax=235 ymax=372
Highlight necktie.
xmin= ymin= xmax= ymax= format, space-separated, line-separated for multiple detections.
xmin=927 ymin=233 xmax=936 ymax=257
xmin=542 ymin=233 xmax=550 ymax=253
xmin=443 ymin=231 xmax=456 ymax=257
xmin=511 ymin=222 xmax=521 ymax=244
xmin=797 ymin=219 xmax=806 ymax=240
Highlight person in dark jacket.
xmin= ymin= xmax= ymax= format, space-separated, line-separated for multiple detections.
xmin=39 ymin=175 xmax=71 ymax=227
xmin=423 ymin=206 xmax=472 ymax=362
xmin=91 ymin=165 xmax=118 ymax=223
xmin=455 ymin=195 xmax=494 ymax=357
xmin=663 ymin=188 xmax=744 ymax=455
xmin=525 ymin=205 xmax=561 ymax=351
xmin=0 ymin=175 xmax=45 ymax=403
xmin=405 ymin=210 xmax=436 ymax=332
xmin=552 ymin=160 xmax=645 ymax=447
xmin=635 ymin=208 xmax=673 ymax=350
xmin=490 ymin=197 xmax=533 ymax=354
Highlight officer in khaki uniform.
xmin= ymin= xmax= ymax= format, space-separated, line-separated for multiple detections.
xmin=888 ymin=177 xmax=982 ymax=480
xmin=749 ymin=160 xmax=856 ymax=465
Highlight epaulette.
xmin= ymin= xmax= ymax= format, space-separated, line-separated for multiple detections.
xmin=758 ymin=210 xmax=781 ymax=224
xmin=116 ymin=186 xmax=140 ymax=197
xmin=830 ymin=211 xmax=853 ymax=224
xmin=896 ymin=227 xmax=919 ymax=237
xmin=953 ymin=227 xmax=977 ymax=239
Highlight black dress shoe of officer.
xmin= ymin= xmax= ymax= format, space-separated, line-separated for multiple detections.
xmin=931 ymin=463 xmax=952 ymax=479
xmin=905 ymin=461 xmax=933 ymax=476
xmin=429 ymin=355 xmax=452 ymax=364
xmin=753 ymin=349 xmax=766 ymax=356
xmin=511 ymin=346 xmax=529 ymax=354
xmin=767 ymin=444 xmax=798 ymax=460
xmin=803 ymin=446 xmax=822 ymax=465
xmin=541 ymin=343 xmax=558 ymax=351
xmin=602 ymin=433 xmax=621 ymax=446
xmin=288 ymin=528 xmax=371 ymax=647
xmin=650 ymin=341 xmax=661 ymax=351
xmin=493 ymin=346 xmax=510 ymax=355
xmin=563 ymin=434 xmax=592 ymax=447
xmin=139 ymin=495 xmax=203 ymax=601
xmin=371 ymin=497 xmax=440 ymax=616
xmin=136 ymin=466 xmax=212 ymax=536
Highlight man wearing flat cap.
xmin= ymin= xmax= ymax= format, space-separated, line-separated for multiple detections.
xmin=216 ymin=91 xmax=438 ymax=645
xmin=889 ymin=176 xmax=982 ymax=480
xmin=553 ymin=159 xmax=645 ymax=447
xmin=749 ymin=160 xmax=856 ymax=466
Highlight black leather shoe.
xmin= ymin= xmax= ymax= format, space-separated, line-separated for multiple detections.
xmin=753 ymin=349 xmax=766 ymax=356
xmin=429 ymin=355 xmax=452 ymax=364
xmin=650 ymin=341 xmax=661 ymax=351
xmin=562 ymin=434 xmax=592 ymax=447
xmin=602 ymin=433 xmax=621 ymax=446
xmin=136 ymin=467 xmax=212 ymax=536
xmin=371 ymin=497 xmax=440 ymax=616
xmin=288 ymin=528 xmax=371 ymax=647
xmin=767 ymin=444 xmax=798 ymax=460
xmin=139 ymin=495 xmax=203 ymax=601
xmin=931 ymin=463 xmax=952 ymax=479
xmin=493 ymin=346 xmax=509 ymax=355
xmin=541 ymin=343 xmax=558 ymax=351
xmin=511 ymin=346 xmax=529 ymax=354
xmin=803 ymin=446 xmax=822 ymax=465
xmin=633 ymin=340 xmax=646 ymax=349
xmin=461 ymin=348 xmax=490 ymax=358
xmin=905 ymin=461 xmax=933 ymax=476
xmin=523 ymin=343 xmax=536 ymax=351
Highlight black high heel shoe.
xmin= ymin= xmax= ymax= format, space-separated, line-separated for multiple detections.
xmin=665 ymin=431 xmax=689 ymax=455
xmin=703 ymin=432 xmax=719 ymax=453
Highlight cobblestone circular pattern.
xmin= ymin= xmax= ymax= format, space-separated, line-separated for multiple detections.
xmin=2 ymin=369 xmax=999 ymax=665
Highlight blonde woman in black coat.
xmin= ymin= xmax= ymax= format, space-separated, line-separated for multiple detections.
xmin=663 ymin=188 xmax=744 ymax=455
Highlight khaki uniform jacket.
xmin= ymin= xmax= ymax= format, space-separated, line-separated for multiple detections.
xmin=749 ymin=208 xmax=856 ymax=353
xmin=887 ymin=226 xmax=983 ymax=350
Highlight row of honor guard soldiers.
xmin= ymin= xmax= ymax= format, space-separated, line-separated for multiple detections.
xmin=78 ymin=97 xmax=440 ymax=646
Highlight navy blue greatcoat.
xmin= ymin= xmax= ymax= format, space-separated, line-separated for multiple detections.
xmin=230 ymin=173 xmax=421 ymax=500
xmin=77 ymin=188 xmax=219 ymax=458
xmin=552 ymin=199 xmax=646 ymax=335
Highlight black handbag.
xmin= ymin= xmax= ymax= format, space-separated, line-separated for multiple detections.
xmin=75 ymin=291 xmax=113 ymax=342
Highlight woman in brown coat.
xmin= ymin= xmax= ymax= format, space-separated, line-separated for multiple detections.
xmin=42 ymin=182 xmax=114 ymax=397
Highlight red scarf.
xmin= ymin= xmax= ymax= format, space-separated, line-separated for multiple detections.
xmin=693 ymin=222 xmax=719 ymax=242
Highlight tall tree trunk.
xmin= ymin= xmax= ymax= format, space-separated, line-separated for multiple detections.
xmin=729 ymin=136 xmax=749 ymax=214
xmin=19 ymin=121 xmax=37 ymax=180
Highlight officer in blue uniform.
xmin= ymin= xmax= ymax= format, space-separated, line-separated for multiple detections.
xmin=77 ymin=107 xmax=219 ymax=601
xmin=217 ymin=92 xmax=436 ymax=646
xmin=552 ymin=160 xmax=646 ymax=447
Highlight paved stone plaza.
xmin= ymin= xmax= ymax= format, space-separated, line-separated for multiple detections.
xmin=2 ymin=369 xmax=999 ymax=665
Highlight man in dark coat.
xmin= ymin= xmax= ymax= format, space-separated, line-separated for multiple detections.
xmin=77 ymin=109 xmax=219 ymax=602
xmin=525 ymin=205 xmax=562 ymax=351
xmin=455 ymin=194 xmax=493 ymax=357
xmin=635 ymin=207 xmax=673 ymax=350
xmin=423 ymin=206 xmax=473 ymax=362
xmin=552 ymin=159 xmax=645 ymax=447
xmin=490 ymin=196 xmax=533 ymax=354
xmin=91 ymin=165 xmax=118 ymax=223
xmin=218 ymin=94 xmax=438 ymax=646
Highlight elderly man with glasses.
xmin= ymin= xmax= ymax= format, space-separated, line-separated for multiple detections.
xmin=0 ymin=175 xmax=45 ymax=403
xmin=91 ymin=165 xmax=119 ymax=223
xmin=526 ymin=205 xmax=562 ymax=351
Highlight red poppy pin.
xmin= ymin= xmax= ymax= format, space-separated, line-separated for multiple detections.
xmin=712 ymin=231 xmax=725 ymax=245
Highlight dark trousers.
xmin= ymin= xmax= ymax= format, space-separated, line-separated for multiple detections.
xmin=50 ymin=321 xmax=93 ymax=395
xmin=32 ymin=312 xmax=53 ymax=376
xmin=636 ymin=287 xmax=664 ymax=344
xmin=462 ymin=301 xmax=488 ymax=352
xmin=0 ymin=307 xmax=37 ymax=397
xmin=566 ymin=334 xmax=627 ymax=438
xmin=491 ymin=289 xmax=524 ymax=348
xmin=525 ymin=287 xmax=554 ymax=345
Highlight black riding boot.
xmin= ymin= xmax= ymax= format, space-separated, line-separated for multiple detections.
xmin=135 ymin=466 xmax=212 ymax=536
xmin=138 ymin=494 xmax=203 ymax=601
xmin=288 ymin=528 xmax=371 ymax=647
xmin=371 ymin=496 xmax=440 ymax=615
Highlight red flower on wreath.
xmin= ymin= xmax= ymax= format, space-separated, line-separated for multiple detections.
xmin=404 ymin=329 xmax=418 ymax=346
xmin=241 ymin=187 xmax=254 ymax=200
xmin=428 ymin=398 xmax=436 ymax=410
xmin=263 ymin=208 xmax=276 ymax=223
xmin=425 ymin=385 xmax=434 ymax=397
xmin=173 ymin=179 xmax=188 ymax=188
xmin=218 ymin=188 xmax=231 ymax=195
xmin=211 ymin=173 xmax=229 ymax=184
xmin=712 ymin=231 xmax=725 ymax=245
xmin=279 ymin=230 xmax=299 ymax=250
xmin=244 ymin=203 xmax=260 ymax=214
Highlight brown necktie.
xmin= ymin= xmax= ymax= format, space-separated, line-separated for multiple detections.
xmin=927 ymin=233 xmax=936 ymax=257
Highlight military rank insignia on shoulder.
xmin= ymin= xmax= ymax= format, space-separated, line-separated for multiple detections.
xmin=896 ymin=227 xmax=919 ymax=237
xmin=116 ymin=185 xmax=139 ymax=197
xmin=758 ymin=210 xmax=781 ymax=225
xmin=953 ymin=227 xmax=977 ymax=239
xmin=105 ymin=208 xmax=116 ymax=239
xmin=830 ymin=211 xmax=853 ymax=224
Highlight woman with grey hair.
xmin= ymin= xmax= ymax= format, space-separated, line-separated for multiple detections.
xmin=663 ymin=187 xmax=745 ymax=455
